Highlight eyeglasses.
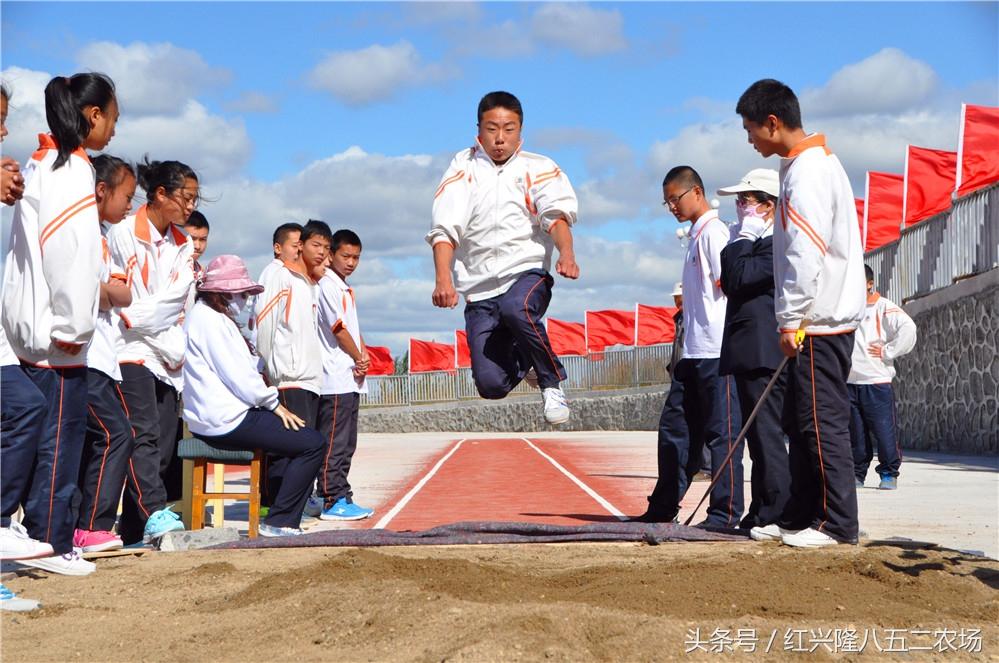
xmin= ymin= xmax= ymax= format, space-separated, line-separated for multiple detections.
xmin=662 ymin=187 xmax=695 ymax=209
xmin=170 ymin=189 xmax=200 ymax=210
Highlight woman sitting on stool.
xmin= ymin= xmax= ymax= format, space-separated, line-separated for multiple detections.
xmin=182 ymin=255 xmax=323 ymax=537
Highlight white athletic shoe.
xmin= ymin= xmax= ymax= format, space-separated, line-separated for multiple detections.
xmin=781 ymin=527 xmax=843 ymax=548
xmin=750 ymin=524 xmax=799 ymax=542
xmin=542 ymin=387 xmax=570 ymax=425
xmin=524 ymin=368 xmax=539 ymax=390
xmin=19 ymin=549 xmax=96 ymax=576
xmin=0 ymin=522 xmax=55 ymax=561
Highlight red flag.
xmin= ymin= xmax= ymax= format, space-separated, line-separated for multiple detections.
xmin=547 ymin=318 xmax=586 ymax=356
xmin=956 ymin=104 xmax=999 ymax=198
xmin=636 ymin=304 xmax=676 ymax=345
xmin=454 ymin=330 xmax=471 ymax=368
xmin=365 ymin=345 xmax=394 ymax=376
xmin=863 ymin=172 xmax=904 ymax=251
xmin=409 ymin=339 xmax=455 ymax=373
xmin=585 ymin=309 xmax=636 ymax=352
xmin=904 ymin=145 xmax=957 ymax=226
xmin=855 ymin=198 xmax=866 ymax=248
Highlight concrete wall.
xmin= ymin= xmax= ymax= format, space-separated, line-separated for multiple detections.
xmin=894 ymin=268 xmax=999 ymax=454
xmin=360 ymin=385 xmax=666 ymax=433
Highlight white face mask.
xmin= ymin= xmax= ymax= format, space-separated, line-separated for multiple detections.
xmin=226 ymin=292 xmax=250 ymax=319
xmin=735 ymin=199 xmax=768 ymax=223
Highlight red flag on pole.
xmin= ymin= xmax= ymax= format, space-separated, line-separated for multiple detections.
xmin=636 ymin=304 xmax=677 ymax=345
xmin=409 ymin=339 xmax=455 ymax=373
xmin=454 ymin=330 xmax=471 ymax=368
xmin=956 ymin=104 xmax=999 ymax=198
xmin=904 ymin=145 xmax=957 ymax=226
xmin=855 ymin=198 xmax=867 ymax=249
xmin=547 ymin=318 xmax=586 ymax=356
xmin=863 ymin=172 xmax=904 ymax=251
xmin=365 ymin=345 xmax=394 ymax=375
xmin=585 ymin=309 xmax=636 ymax=352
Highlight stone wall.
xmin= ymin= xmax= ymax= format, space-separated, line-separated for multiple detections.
xmin=360 ymin=385 xmax=666 ymax=433
xmin=894 ymin=268 xmax=999 ymax=454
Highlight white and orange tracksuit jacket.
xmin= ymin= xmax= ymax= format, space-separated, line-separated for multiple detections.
xmin=848 ymin=294 xmax=917 ymax=385
xmin=1 ymin=134 xmax=101 ymax=367
xmin=426 ymin=140 xmax=578 ymax=302
xmin=255 ymin=261 xmax=323 ymax=394
xmin=775 ymin=134 xmax=866 ymax=336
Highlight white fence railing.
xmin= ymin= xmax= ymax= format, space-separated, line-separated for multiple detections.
xmin=360 ymin=343 xmax=673 ymax=407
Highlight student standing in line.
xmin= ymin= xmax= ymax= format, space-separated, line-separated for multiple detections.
xmin=183 ymin=255 xmax=324 ymax=537
xmin=737 ymin=78 xmax=866 ymax=548
xmin=428 ymin=91 xmax=579 ymax=425
xmin=184 ymin=210 xmax=210 ymax=277
xmin=655 ymin=166 xmax=743 ymax=528
xmin=73 ymin=155 xmax=136 ymax=553
xmin=716 ymin=168 xmax=791 ymax=530
xmin=107 ymin=159 xmax=199 ymax=545
xmin=849 ymin=265 xmax=916 ymax=490
xmin=313 ymin=228 xmax=374 ymax=521
xmin=2 ymin=73 xmax=118 ymax=575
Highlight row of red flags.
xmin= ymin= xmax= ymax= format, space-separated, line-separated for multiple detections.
xmin=406 ymin=305 xmax=678 ymax=373
xmin=858 ymin=103 xmax=999 ymax=252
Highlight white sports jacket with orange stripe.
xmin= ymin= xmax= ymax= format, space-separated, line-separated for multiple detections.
xmin=1 ymin=135 xmax=101 ymax=367
xmin=87 ymin=230 xmax=128 ymax=381
xmin=107 ymin=205 xmax=195 ymax=390
xmin=427 ymin=141 xmax=578 ymax=302
xmin=316 ymin=268 xmax=367 ymax=395
xmin=255 ymin=261 xmax=322 ymax=394
xmin=775 ymin=134 xmax=866 ymax=335
xmin=848 ymin=294 xmax=917 ymax=385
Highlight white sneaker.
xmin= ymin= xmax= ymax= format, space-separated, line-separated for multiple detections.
xmin=0 ymin=583 xmax=40 ymax=611
xmin=781 ymin=527 xmax=843 ymax=548
xmin=19 ymin=549 xmax=96 ymax=576
xmin=542 ymin=387 xmax=570 ymax=424
xmin=749 ymin=524 xmax=788 ymax=541
xmin=259 ymin=524 xmax=305 ymax=537
xmin=524 ymin=368 xmax=539 ymax=389
xmin=303 ymin=495 xmax=323 ymax=518
xmin=0 ymin=523 xmax=55 ymax=561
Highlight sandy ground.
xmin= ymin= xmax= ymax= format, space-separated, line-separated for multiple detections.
xmin=2 ymin=540 xmax=997 ymax=662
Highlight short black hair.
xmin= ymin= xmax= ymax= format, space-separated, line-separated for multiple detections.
xmin=301 ymin=219 xmax=333 ymax=244
xmin=865 ymin=264 xmax=875 ymax=282
xmin=736 ymin=79 xmax=802 ymax=130
xmin=185 ymin=210 xmax=209 ymax=231
xmin=662 ymin=165 xmax=704 ymax=192
xmin=477 ymin=91 xmax=523 ymax=125
xmin=272 ymin=222 xmax=303 ymax=247
xmin=92 ymin=154 xmax=134 ymax=190
xmin=332 ymin=228 xmax=362 ymax=252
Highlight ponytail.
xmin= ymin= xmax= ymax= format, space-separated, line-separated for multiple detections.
xmin=43 ymin=73 xmax=115 ymax=170
xmin=136 ymin=156 xmax=198 ymax=202
xmin=92 ymin=154 xmax=134 ymax=190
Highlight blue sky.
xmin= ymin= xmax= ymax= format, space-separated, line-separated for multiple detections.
xmin=2 ymin=2 xmax=997 ymax=355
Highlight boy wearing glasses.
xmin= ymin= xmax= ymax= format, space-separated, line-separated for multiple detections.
xmin=736 ymin=79 xmax=865 ymax=547
xmin=652 ymin=166 xmax=743 ymax=528
xmin=427 ymin=91 xmax=579 ymax=425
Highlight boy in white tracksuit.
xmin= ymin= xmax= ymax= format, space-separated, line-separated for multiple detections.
xmin=737 ymin=79 xmax=866 ymax=547
xmin=849 ymin=265 xmax=917 ymax=490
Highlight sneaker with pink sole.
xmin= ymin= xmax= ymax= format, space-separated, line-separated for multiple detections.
xmin=73 ymin=529 xmax=123 ymax=553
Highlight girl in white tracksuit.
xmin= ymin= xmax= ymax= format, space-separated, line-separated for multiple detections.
xmin=182 ymin=255 xmax=323 ymax=536
xmin=1 ymin=73 xmax=118 ymax=574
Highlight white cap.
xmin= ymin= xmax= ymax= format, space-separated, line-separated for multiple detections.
xmin=671 ymin=282 xmax=683 ymax=297
xmin=716 ymin=168 xmax=780 ymax=198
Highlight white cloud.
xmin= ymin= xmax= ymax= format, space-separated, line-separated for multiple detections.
xmin=76 ymin=41 xmax=230 ymax=116
xmin=307 ymin=41 xmax=457 ymax=106
xmin=530 ymin=3 xmax=628 ymax=56
xmin=223 ymin=91 xmax=279 ymax=114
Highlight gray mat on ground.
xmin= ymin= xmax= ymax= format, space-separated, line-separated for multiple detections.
xmin=210 ymin=521 xmax=749 ymax=549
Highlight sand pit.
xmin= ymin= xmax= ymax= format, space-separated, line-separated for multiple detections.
xmin=2 ymin=540 xmax=996 ymax=662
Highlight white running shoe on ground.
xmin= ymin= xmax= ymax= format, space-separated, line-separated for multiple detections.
xmin=749 ymin=524 xmax=800 ymax=542
xmin=524 ymin=368 xmax=539 ymax=389
xmin=259 ymin=524 xmax=305 ymax=537
xmin=0 ymin=522 xmax=55 ymax=561
xmin=19 ymin=549 xmax=96 ymax=576
xmin=781 ymin=527 xmax=845 ymax=548
xmin=542 ymin=387 xmax=570 ymax=424
xmin=0 ymin=583 xmax=40 ymax=611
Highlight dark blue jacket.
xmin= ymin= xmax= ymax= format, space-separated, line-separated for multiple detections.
xmin=719 ymin=235 xmax=783 ymax=375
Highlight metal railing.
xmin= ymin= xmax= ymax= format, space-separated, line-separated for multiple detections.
xmin=360 ymin=343 xmax=673 ymax=407
xmin=865 ymin=183 xmax=999 ymax=304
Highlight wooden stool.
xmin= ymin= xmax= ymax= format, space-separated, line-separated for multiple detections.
xmin=177 ymin=438 xmax=262 ymax=538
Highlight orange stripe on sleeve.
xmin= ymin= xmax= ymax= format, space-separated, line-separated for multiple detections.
xmin=39 ymin=197 xmax=97 ymax=249
xmin=434 ymin=170 xmax=465 ymax=199
xmin=785 ymin=201 xmax=828 ymax=255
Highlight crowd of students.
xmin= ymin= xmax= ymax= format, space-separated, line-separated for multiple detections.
xmin=0 ymin=74 xmax=373 ymax=610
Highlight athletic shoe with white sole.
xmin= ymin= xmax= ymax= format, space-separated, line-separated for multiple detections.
xmin=320 ymin=497 xmax=371 ymax=521
xmin=259 ymin=524 xmax=305 ymax=537
xmin=143 ymin=506 xmax=185 ymax=543
xmin=749 ymin=524 xmax=800 ymax=542
xmin=19 ymin=549 xmax=96 ymax=576
xmin=0 ymin=583 xmax=40 ymax=611
xmin=303 ymin=495 xmax=324 ymax=518
xmin=73 ymin=529 xmax=123 ymax=553
xmin=878 ymin=475 xmax=898 ymax=490
xmin=542 ymin=387 xmax=570 ymax=425
xmin=0 ymin=522 xmax=54 ymax=561
xmin=781 ymin=527 xmax=847 ymax=548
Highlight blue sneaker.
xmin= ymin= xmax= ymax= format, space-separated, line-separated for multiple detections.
xmin=259 ymin=524 xmax=305 ymax=537
xmin=143 ymin=506 xmax=185 ymax=543
xmin=347 ymin=498 xmax=374 ymax=518
xmin=320 ymin=497 xmax=371 ymax=521
xmin=0 ymin=583 xmax=39 ymax=612
xmin=878 ymin=475 xmax=898 ymax=490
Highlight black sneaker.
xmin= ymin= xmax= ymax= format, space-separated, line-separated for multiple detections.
xmin=628 ymin=510 xmax=678 ymax=524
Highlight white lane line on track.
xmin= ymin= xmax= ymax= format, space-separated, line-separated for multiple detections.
xmin=372 ymin=438 xmax=467 ymax=530
xmin=521 ymin=437 xmax=627 ymax=520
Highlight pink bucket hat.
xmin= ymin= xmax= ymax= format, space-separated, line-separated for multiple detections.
xmin=197 ymin=255 xmax=264 ymax=295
